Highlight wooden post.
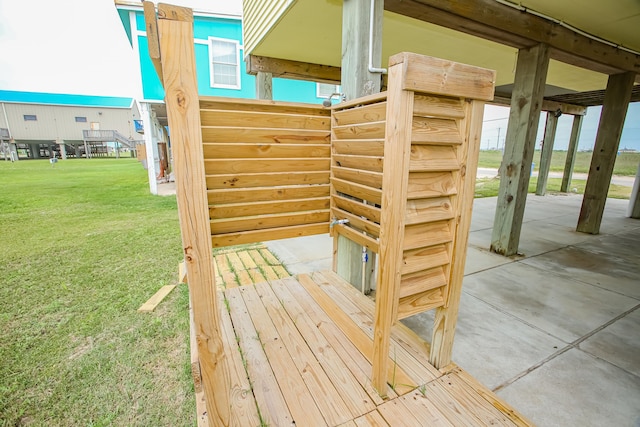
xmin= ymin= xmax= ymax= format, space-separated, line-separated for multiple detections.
xmin=255 ymin=71 xmax=273 ymax=100
xmin=337 ymin=0 xmax=383 ymax=290
xmin=628 ymin=161 xmax=640 ymax=219
xmin=155 ymin=4 xmax=231 ymax=425
xmin=560 ymin=114 xmax=583 ymax=192
xmin=535 ymin=112 xmax=558 ymax=196
xmin=577 ymin=71 xmax=635 ymax=234
xmin=430 ymin=100 xmax=485 ymax=368
xmin=490 ymin=44 xmax=549 ymax=256
xmin=372 ymin=58 xmax=413 ymax=395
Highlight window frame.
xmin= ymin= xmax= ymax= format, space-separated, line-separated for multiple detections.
xmin=208 ymin=36 xmax=241 ymax=90
xmin=23 ymin=114 xmax=37 ymax=121
xmin=316 ymin=83 xmax=341 ymax=99
xmin=75 ymin=116 xmax=87 ymax=123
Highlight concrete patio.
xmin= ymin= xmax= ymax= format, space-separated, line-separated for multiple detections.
xmin=267 ymin=194 xmax=640 ymax=427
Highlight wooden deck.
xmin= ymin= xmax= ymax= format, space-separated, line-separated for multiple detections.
xmin=196 ymin=270 xmax=532 ymax=426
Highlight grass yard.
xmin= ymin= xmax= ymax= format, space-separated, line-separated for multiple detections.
xmin=475 ymin=177 xmax=632 ymax=199
xmin=0 ymin=159 xmax=194 ymax=426
xmin=478 ymin=150 xmax=640 ymax=176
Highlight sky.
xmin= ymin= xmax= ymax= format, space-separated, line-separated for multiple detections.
xmin=0 ymin=0 xmax=638 ymax=151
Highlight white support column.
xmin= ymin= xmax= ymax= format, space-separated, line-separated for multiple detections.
xmin=57 ymin=138 xmax=67 ymax=160
xmin=9 ymin=139 xmax=18 ymax=162
xmin=140 ymin=102 xmax=158 ymax=195
xmin=535 ymin=112 xmax=559 ymax=196
xmin=560 ymin=115 xmax=583 ymax=192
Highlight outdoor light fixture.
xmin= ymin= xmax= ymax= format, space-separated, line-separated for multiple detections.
xmin=554 ymin=108 xmax=562 ymax=118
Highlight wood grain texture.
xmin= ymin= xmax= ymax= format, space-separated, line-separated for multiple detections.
xmin=156 ymin=6 xmax=230 ymax=424
xmin=372 ymin=59 xmax=414 ymax=395
xmin=332 ymin=102 xmax=387 ymax=126
xmin=206 ymin=171 xmax=330 ymax=189
xmin=137 ymin=285 xmax=176 ymax=312
xmin=200 ymin=109 xmax=330 ymax=130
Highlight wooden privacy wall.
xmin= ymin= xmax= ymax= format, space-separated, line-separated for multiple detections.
xmin=201 ymin=97 xmax=332 ymax=248
xmin=330 ymin=93 xmax=386 ymax=254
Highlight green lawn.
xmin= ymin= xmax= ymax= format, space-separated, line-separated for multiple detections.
xmin=0 ymin=159 xmax=194 ymax=426
xmin=475 ymin=177 xmax=632 ymax=199
xmin=478 ymin=150 xmax=640 ymax=176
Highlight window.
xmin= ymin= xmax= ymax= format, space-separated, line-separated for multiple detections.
xmin=23 ymin=114 xmax=37 ymax=121
xmin=75 ymin=116 xmax=87 ymax=123
xmin=209 ymin=37 xmax=240 ymax=89
xmin=317 ymin=83 xmax=341 ymax=99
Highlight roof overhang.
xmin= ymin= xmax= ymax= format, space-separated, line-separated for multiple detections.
xmin=244 ymin=0 xmax=640 ymax=106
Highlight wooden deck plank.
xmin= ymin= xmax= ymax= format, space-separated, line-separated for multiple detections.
xmin=217 ymin=292 xmax=261 ymax=425
xmin=276 ymin=277 xmax=395 ymax=405
xmin=238 ymin=285 xmax=327 ymax=426
xmin=316 ymin=271 xmax=440 ymax=378
xmin=310 ymin=272 xmax=437 ymax=388
xmin=353 ymin=410 xmax=390 ymax=426
xmin=434 ymin=373 xmax=515 ymax=426
xmin=397 ymin=390 xmax=455 ymax=427
xmin=377 ymin=398 xmax=424 ymax=426
xmin=253 ymin=281 xmax=354 ymax=425
xmin=226 ymin=288 xmax=294 ymax=426
xmin=263 ymin=280 xmax=377 ymax=418
xmin=297 ymin=274 xmax=417 ymax=394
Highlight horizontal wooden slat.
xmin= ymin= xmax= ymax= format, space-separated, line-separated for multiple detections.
xmin=206 ymin=172 xmax=330 ymax=189
xmin=203 ymin=143 xmax=330 ymax=159
xmin=409 ymin=145 xmax=459 ymax=172
xmin=399 ymin=267 xmax=448 ymax=298
xmin=333 ymin=178 xmax=382 ymax=204
xmin=333 ymin=121 xmax=386 ymax=140
xmin=402 ymin=245 xmax=450 ymax=275
xmin=201 ymin=127 xmax=330 ymax=144
xmin=333 ymin=194 xmax=381 ymax=224
xmin=412 ymin=117 xmax=462 ymax=145
xmin=211 ymin=210 xmax=330 ymax=234
xmin=413 ymin=94 xmax=465 ymax=119
xmin=403 ymin=220 xmax=453 ymax=251
xmin=333 ymin=166 xmax=383 ymax=189
xmin=333 ymin=224 xmax=379 ymax=253
xmin=331 ymin=207 xmax=381 ymax=238
xmin=210 ymin=197 xmax=330 ymax=219
xmin=332 ymin=102 xmax=387 ymax=126
xmin=201 ymin=110 xmax=330 ymax=130
xmin=332 ymin=92 xmax=387 ymax=110
xmin=405 ymin=197 xmax=455 ymax=225
xmin=211 ymin=223 xmax=329 ymax=247
xmin=333 ymin=139 xmax=385 ymax=157
xmin=200 ymin=96 xmax=331 ymax=116
xmin=205 ymin=158 xmax=330 ymax=174
xmin=208 ymin=184 xmax=329 ymax=204
xmin=392 ymin=52 xmax=495 ymax=101
xmin=407 ymin=172 xmax=457 ymax=199
xmin=397 ymin=288 xmax=445 ymax=320
xmin=333 ymin=154 xmax=383 ymax=172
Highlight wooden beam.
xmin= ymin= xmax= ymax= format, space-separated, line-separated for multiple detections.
xmin=255 ymin=71 xmax=273 ymax=100
xmin=246 ymin=54 xmax=341 ymax=85
xmin=137 ymin=285 xmax=176 ymax=312
xmin=492 ymin=95 xmax=586 ymax=116
xmin=155 ymin=3 xmax=231 ymax=425
xmin=371 ymin=57 xmax=414 ymax=395
xmin=535 ymin=112 xmax=559 ymax=196
xmin=491 ymin=44 xmax=550 ymax=256
xmin=560 ymin=115 xmax=584 ymax=192
xmin=142 ymin=1 xmax=163 ymax=84
xmin=577 ymin=71 xmax=635 ymax=234
xmin=384 ymin=0 xmax=639 ymax=76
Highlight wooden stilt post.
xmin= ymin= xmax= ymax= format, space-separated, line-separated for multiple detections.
xmin=155 ymin=3 xmax=231 ymax=425
xmin=560 ymin=115 xmax=583 ymax=192
xmin=577 ymin=71 xmax=635 ymax=234
xmin=535 ymin=112 xmax=558 ymax=196
xmin=490 ymin=44 xmax=549 ymax=256
xmin=256 ymin=71 xmax=273 ymax=100
xmin=336 ymin=0 xmax=383 ymax=291
xmin=629 ymin=161 xmax=640 ymax=219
